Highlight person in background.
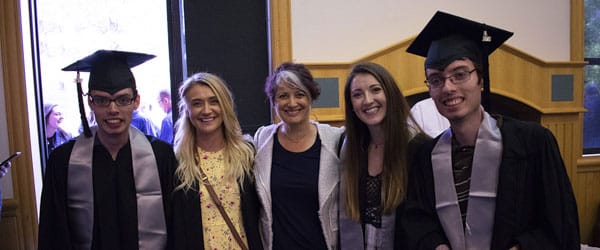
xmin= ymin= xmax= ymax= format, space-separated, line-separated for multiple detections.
xmin=132 ymin=108 xmax=157 ymax=137
xmin=171 ymin=72 xmax=262 ymax=250
xmin=0 ymin=160 xmax=13 ymax=221
xmin=338 ymin=62 xmax=428 ymax=249
xmin=253 ymin=62 xmax=344 ymax=250
xmin=38 ymin=50 xmax=177 ymax=250
xmin=44 ymin=103 xmax=72 ymax=155
xmin=409 ymin=97 xmax=449 ymax=138
xmin=583 ymin=82 xmax=600 ymax=149
xmin=403 ymin=11 xmax=580 ymax=249
xmin=158 ymin=89 xmax=174 ymax=144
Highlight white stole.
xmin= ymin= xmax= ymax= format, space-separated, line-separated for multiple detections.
xmin=431 ymin=110 xmax=502 ymax=250
xmin=67 ymin=127 xmax=167 ymax=250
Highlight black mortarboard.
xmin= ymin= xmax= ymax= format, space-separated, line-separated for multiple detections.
xmin=62 ymin=50 xmax=155 ymax=137
xmin=406 ymin=11 xmax=513 ymax=110
xmin=62 ymin=50 xmax=155 ymax=94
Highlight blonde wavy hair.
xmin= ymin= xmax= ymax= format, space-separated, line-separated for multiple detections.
xmin=173 ymin=72 xmax=254 ymax=192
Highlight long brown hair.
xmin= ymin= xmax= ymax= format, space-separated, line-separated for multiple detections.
xmin=342 ymin=62 xmax=417 ymax=220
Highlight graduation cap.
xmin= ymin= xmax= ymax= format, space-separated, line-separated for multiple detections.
xmin=62 ymin=50 xmax=155 ymax=137
xmin=406 ymin=11 xmax=513 ymax=110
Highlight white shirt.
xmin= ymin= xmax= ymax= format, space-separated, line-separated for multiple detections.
xmin=410 ymin=98 xmax=450 ymax=137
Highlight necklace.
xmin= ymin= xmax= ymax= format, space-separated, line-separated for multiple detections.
xmin=281 ymin=128 xmax=311 ymax=143
xmin=282 ymin=132 xmax=304 ymax=142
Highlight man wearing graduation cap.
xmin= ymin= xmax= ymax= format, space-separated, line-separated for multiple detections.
xmin=38 ymin=50 xmax=177 ymax=250
xmin=402 ymin=12 xmax=580 ymax=250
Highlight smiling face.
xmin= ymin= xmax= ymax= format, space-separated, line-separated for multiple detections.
xmin=426 ymin=59 xmax=482 ymax=124
xmin=89 ymin=88 xmax=140 ymax=139
xmin=46 ymin=106 xmax=64 ymax=130
xmin=273 ymin=82 xmax=312 ymax=126
xmin=184 ymin=84 xmax=224 ymax=138
xmin=349 ymin=73 xmax=387 ymax=129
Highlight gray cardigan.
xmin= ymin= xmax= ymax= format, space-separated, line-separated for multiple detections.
xmin=253 ymin=121 xmax=344 ymax=250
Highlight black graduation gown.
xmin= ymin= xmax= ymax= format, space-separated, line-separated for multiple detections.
xmin=171 ymin=172 xmax=263 ymax=250
xmin=393 ymin=132 xmax=431 ymax=250
xmin=38 ymin=135 xmax=177 ymax=250
xmin=402 ymin=116 xmax=580 ymax=250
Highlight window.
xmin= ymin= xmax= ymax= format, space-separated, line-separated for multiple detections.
xmin=22 ymin=0 xmax=173 ymax=213
xmin=33 ymin=0 xmax=172 ymax=159
xmin=584 ymin=0 xmax=600 ymax=154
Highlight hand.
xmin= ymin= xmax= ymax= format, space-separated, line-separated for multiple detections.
xmin=435 ymin=244 xmax=451 ymax=250
xmin=0 ymin=161 xmax=11 ymax=178
xmin=509 ymin=246 xmax=520 ymax=250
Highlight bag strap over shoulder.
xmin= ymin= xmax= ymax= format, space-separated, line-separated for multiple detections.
xmin=195 ymin=153 xmax=249 ymax=250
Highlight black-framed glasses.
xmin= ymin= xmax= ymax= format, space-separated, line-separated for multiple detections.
xmin=425 ymin=68 xmax=477 ymax=89
xmin=89 ymin=94 xmax=136 ymax=107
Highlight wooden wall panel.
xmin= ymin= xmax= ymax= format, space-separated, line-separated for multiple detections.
xmin=269 ymin=0 xmax=292 ymax=69
xmin=304 ymin=64 xmax=350 ymax=122
xmin=0 ymin=216 xmax=21 ymax=250
xmin=305 ymin=43 xmax=586 ymax=116
xmin=541 ymin=114 xmax=580 ymax=178
xmin=302 ymin=35 xmax=596 ymax=242
xmin=576 ymin=169 xmax=600 ymax=243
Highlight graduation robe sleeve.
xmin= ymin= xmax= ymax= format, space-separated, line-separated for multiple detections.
xmin=38 ymin=141 xmax=76 ymax=250
xmin=491 ymin=117 xmax=580 ymax=250
xmin=402 ymin=137 xmax=450 ymax=250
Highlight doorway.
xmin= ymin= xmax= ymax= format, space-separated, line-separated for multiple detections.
xmin=22 ymin=0 xmax=172 ymax=217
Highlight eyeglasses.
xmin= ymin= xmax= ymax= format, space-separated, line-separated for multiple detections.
xmin=89 ymin=94 xmax=136 ymax=107
xmin=425 ymin=68 xmax=477 ymax=89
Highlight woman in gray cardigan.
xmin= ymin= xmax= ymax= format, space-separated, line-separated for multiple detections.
xmin=253 ymin=62 xmax=344 ymax=250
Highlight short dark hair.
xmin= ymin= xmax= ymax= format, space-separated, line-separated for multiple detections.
xmin=264 ymin=62 xmax=320 ymax=104
xmin=158 ymin=89 xmax=171 ymax=99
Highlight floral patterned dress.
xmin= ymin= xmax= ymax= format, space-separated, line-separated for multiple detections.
xmin=197 ymin=147 xmax=248 ymax=250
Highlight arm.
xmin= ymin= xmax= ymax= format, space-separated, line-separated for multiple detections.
xmin=252 ymin=126 xmax=264 ymax=147
xmin=38 ymin=147 xmax=71 ymax=250
xmin=514 ymin=128 xmax=580 ymax=250
xmin=153 ymin=139 xmax=178 ymax=250
xmin=0 ymin=161 xmax=10 ymax=177
xmin=38 ymin=160 xmax=56 ymax=250
xmin=241 ymin=172 xmax=264 ymax=250
xmin=159 ymin=117 xmax=173 ymax=143
xmin=401 ymin=141 xmax=449 ymax=250
xmin=0 ymin=160 xmax=8 ymax=219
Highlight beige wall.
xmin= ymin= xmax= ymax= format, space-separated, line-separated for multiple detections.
xmin=291 ymin=0 xmax=570 ymax=62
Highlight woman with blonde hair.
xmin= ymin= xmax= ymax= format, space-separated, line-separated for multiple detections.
xmin=171 ymin=72 xmax=262 ymax=250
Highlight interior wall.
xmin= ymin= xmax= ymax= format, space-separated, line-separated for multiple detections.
xmin=291 ymin=0 xmax=570 ymax=62
xmin=182 ymin=0 xmax=271 ymax=134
